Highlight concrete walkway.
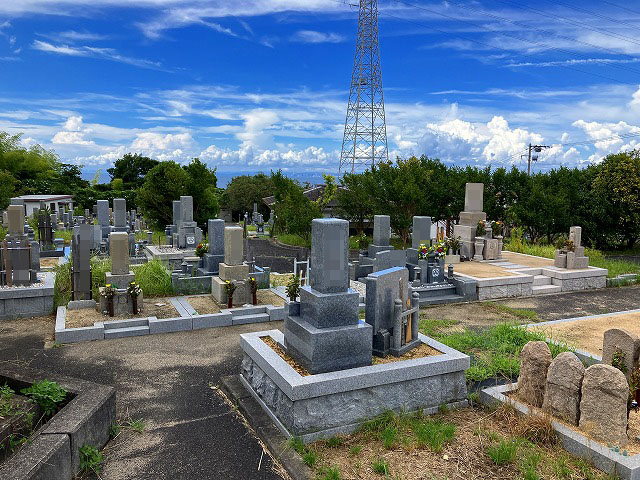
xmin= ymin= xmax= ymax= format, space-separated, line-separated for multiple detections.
xmin=0 ymin=316 xmax=286 ymax=480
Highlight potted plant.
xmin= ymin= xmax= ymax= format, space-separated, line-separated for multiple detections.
xmin=476 ymin=220 xmax=487 ymax=237
xmin=224 ymin=281 xmax=236 ymax=309
xmin=127 ymin=281 xmax=142 ymax=315
xmin=417 ymin=243 xmax=429 ymax=261
xmin=248 ymin=277 xmax=258 ymax=306
xmin=428 ymin=240 xmax=448 ymax=261
xmin=491 ymin=220 xmax=503 ymax=238
xmin=103 ymin=284 xmax=116 ymax=317
xmin=285 ymin=274 xmax=301 ymax=316
xmin=195 ymin=242 xmax=208 ymax=267
xmin=356 ymin=233 xmax=370 ymax=254
xmin=444 ymin=236 xmax=462 ymax=264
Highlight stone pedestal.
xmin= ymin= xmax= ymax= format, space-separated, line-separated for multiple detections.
xmin=105 ymin=271 xmax=135 ymax=289
xmin=212 ymin=277 xmax=252 ymax=305
xmin=484 ymin=238 xmax=499 ymax=260
xmin=99 ymin=289 xmax=144 ymax=316
xmin=473 ymin=237 xmax=485 ymax=261
xmin=284 ymin=218 xmax=372 ymax=374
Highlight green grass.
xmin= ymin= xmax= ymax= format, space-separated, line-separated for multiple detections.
xmin=276 ymin=233 xmax=310 ymax=247
xmin=134 ymin=230 xmax=164 ymax=244
xmin=487 ymin=438 xmax=519 ymax=465
xmin=482 ymin=302 xmax=540 ymax=322
xmin=420 ymin=321 xmax=572 ymax=383
xmin=133 ymin=259 xmax=174 ymax=297
xmin=91 ymin=257 xmax=111 ymax=300
xmin=504 ymin=241 xmax=640 ymax=279
xmin=287 ymin=436 xmax=319 ymax=468
xmin=326 ymin=436 xmax=343 ymax=448
xmin=412 ymin=419 xmax=456 ymax=452
xmin=317 ymin=466 xmax=341 ymax=480
xmin=53 ymin=230 xmax=72 ymax=245
xmin=371 ymin=457 xmax=389 ymax=475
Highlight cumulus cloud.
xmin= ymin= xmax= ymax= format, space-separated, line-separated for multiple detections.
xmin=131 ymin=132 xmax=194 ymax=151
xmin=199 ymin=144 xmax=337 ymax=167
xmin=51 ymin=115 xmax=95 ymax=145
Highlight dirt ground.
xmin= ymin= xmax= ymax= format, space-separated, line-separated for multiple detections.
xmin=420 ymin=302 xmax=527 ymax=332
xmin=65 ymin=298 xmax=179 ymax=328
xmin=187 ymin=291 xmax=285 ymax=314
xmin=501 ymin=251 xmax=555 ymax=268
xmin=530 ymin=311 xmax=640 ymax=355
xmin=310 ymin=406 xmax=606 ymax=480
xmin=39 ymin=257 xmax=60 ymax=269
xmin=454 ymin=262 xmax=519 ymax=278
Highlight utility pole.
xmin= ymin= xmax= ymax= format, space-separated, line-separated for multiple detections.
xmin=525 ymin=143 xmax=550 ymax=176
xmin=339 ymin=0 xmax=389 ymax=174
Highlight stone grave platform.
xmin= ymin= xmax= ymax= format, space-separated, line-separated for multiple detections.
xmin=239 ymin=328 xmax=469 ymax=442
xmin=144 ymin=245 xmax=196 ymax=270
xmin=0 ymin=272 xmax=54 ymax=321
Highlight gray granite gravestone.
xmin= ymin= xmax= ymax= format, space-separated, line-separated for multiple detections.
xmin=105 ymin=232 xmax=134 ymax=288
xmin=368 ymin=214 xmax=395 ymax=258
xmin=72 ymin=224 xmax=93 ymax=300
xmin=97 ymin=200 xmax=110 ymax=239
xmin=1 ymin=205 xmax=37 ymax=286
xmin=365 ymin=266 xmax=420 ymax=356
xmin=113 ymin=198 xmax=127 ymax=232
xmin=201 ymin=219 xmax=224 ymax=275
xmin=284 ymin=218 xmax=372 ymax=374
xmin=176 ymin=196 xmax=202 ymax=249
xmin=453 ymin=183 xmax=487 ymax=259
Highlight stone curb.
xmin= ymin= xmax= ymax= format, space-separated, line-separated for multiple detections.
xmin=55 ymin=297 xmax=286 ymax=344
xmin=219 ymin=375 xmax=311 ymax=480
xmin=479 ymin=382 xmax=640 ymax=479
xmin=0 ymin=364 xmax=115 ymax=479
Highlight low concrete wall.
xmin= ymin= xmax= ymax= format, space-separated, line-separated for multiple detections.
xmin=0 ymin=272 xmax=55 ymax=321
xmin=0 ymin=364 xmax=115 ymax=479
xmin=240 ymin=330 xmax=469 ymax=442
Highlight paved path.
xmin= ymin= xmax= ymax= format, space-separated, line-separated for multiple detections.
xmin=1 ymin=285 xmax=639 ymax=479
xmin=0 ymin=316 xmax=286 ymax=480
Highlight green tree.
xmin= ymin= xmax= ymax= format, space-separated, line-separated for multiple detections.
xmin=107 ymin=153 xmax=159 ymax=189
xmin=336 ymin=171 xmax=375 ymax=234
xmin=183 ymin=158 xmax=220 ymax=224
xmin=0 ymin=170 xmax=16 ymax=209
xmin=222 ymin=173 xmax=275 ymax=221
xmin=592 ymin=151 xmax=640 ymax=248
xmin=137 ymin=161 xmax=190 ymax=228
xmin=270 ymin=170 xmax=322 ymax=242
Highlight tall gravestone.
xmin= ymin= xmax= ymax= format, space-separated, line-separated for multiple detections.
xmin=72 ymin=224 xmax=93 ymax=300
xmin=176 ymin=196 xmax=202 ymax=249
xmin=105 ymin=232 xmax=134 ymax=288
xmin=554 ymin=226 xmax=589 ymax=269
xmin=1 ymin=205 xmax=37 ymax=286
xmin=368 ymin=215 xmax=394 ymax=258
xmin=453 ymin=183 xmax=487 ymax=259
xmin=284 ymin=218 xmax=372 ymax=374
xmin=212 ymin=226 xmax=251 ymax=304
xmin=113 ymin=198 xmax=128 ymax=232
xmin=97 ymin=200 xmax=110 ymax=240
xmin=201 ymin=219 xmax=224 ymax=275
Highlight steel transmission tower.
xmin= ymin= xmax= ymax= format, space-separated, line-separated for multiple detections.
xmin=339 ymin=0 xmax=389 ymax=174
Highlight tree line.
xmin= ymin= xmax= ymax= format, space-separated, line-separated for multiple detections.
xmin=2 ymin=131 xmax=638 ymax=249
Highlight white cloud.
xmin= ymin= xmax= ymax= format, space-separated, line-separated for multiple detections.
xmin=131 ymin=132 xmax=194 ymax=151
xmin=631 ymin=87 xmax=640 ymax=108
xmin=236 ymin=109 xmax=279 ymax=149
xmin=199 ymin=143 xmax=337 ymax=167
xmin=290 ymin=30 xmax=345 ymax=44
xmin=52 ymin=115 xmax=95 ymax=145
xmin=32 ymin=40 xmax=165 ymax=70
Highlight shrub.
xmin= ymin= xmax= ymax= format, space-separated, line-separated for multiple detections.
xmin=134 ymin=259 xmax=174 ymax=297
xmin=53 ymin=261 xmax=72 ymax=308
xmin=21 ymin=380 xmax=67 ymax=416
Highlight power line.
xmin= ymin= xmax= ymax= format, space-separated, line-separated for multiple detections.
xmin=430 ymin=0 xmax=640 ymax=67
xmin=543 ymin=0 xmax=640 ymax=34
xmin=599 ymin=0 xmax=640 ymax=17
xmin=493 ymin=0 xmax=640 ymax=50
xmin=388 ymin=0 xmax=640 ymax=78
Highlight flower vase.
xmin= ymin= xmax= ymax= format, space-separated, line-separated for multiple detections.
xmin=108 ymin=298 xmax=114 ymax=317
xmin=132 ymin=297 xmax=138 ymax=315
xmin=227 ymin=296 xmax=233 ymax=308
xmin=252 ymin=292 xmax=258 ymax=306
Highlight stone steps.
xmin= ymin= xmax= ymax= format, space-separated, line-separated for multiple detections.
xmin=532 ymin=284 xmax=562 ymax=295
xmin=533 ymin=275 xmax=552 ymax=286
xmin=418 ymin=294 xmax=466 ymax=305
xmin=103 ymin=318 xmax=149 ymax=330
xmin=232 ymin=313 xmax=271 ymax=325
xmin=104 ymin=325 xmax=149 ymax=339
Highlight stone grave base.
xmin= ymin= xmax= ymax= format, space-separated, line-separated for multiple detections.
xmin=0 ymin=272 xmax=54 ymax=321
xmin=239 ymin=329 xmax=469 ymax=443
xmin=144 ymin=245 xmax=196 ymax=270
xmin=212 ymin=277 xmax=252 ymax=305
xmin=105 ymin=271 xmax=135 ymax=289
xmin=479 ymin=383 xmax=640 ymax=480
xmin=219 ymin=263 xmax=249 ymax=281
xmin=171 ymin=273 xmax=212 ymax=295
xmin=98 ymin=289 xmax=144 ymax=316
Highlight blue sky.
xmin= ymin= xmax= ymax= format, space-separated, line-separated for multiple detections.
xmin=1 ymin=0 xmax=639 ymax=182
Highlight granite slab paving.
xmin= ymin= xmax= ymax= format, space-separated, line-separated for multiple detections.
xmin=0 ymin=316 xmax=287 ymax=480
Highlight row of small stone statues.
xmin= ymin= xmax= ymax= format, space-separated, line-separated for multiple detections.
xmin=518 ymin=330 xmax=635 ymax=448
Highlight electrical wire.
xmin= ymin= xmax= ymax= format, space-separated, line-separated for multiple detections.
xmin=599 ymin=0 xmax=640 ymax=17
xmin=543 ymin=0 xmax=640 ymax=34
xmin=387 ymin=0 xmax=640 ymax=78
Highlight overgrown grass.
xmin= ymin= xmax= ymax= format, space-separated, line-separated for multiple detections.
xmin=420 ymin=321 xmax=571 ymax=383
xmin=487 ymin=438 xmax=519 ymax=465
xmin=53 ymin=256 xmax=112 ymax=307
xmin=504 ymin=241 xmax=640 ymax=279
xmin=276 ymin=233 xmax=310 ymax=248
xmin=53 ymin=230 xmax=72 ymax=245
xmin=134 ymin=230 xmax=164 ymax=245
xmin=133 ymin=260 xmax=174 ymax=297
xmin=482 ymin=302 xmax=540 ymax=322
